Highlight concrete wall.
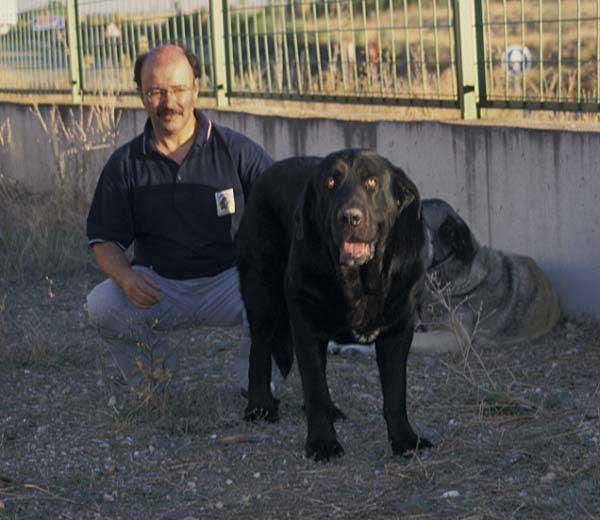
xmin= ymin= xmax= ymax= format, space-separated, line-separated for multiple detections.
xmin=1 ymin=102 xmax=599 ymax=316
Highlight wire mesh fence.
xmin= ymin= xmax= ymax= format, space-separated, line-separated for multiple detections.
xmin=76 ymin=0 xmax=214 ymax=95
xmin=1 ymin=0 xmax=600 ymax=115
xmin=0 ymin=1 xmax=71 ymax=92
xmin=477 ymin=0 xmax=600 ymax=109
xmin=225 ymin=0 xmax=458 ymax=106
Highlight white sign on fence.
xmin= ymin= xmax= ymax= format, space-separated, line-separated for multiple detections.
xmin=503 ymin=45 xmax=532 ymax=76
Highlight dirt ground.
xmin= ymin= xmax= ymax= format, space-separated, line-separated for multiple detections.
xmin=0 ymin=272 xmax=599 ymax=520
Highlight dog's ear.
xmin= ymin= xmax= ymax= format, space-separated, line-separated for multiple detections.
xmin=294 ymin=168 xmax=319 ymax=241
xmin=294 ymin=204 xmax=304 ymax=240
xmin=392 ymin=166 xmax=421 ymax=218
xmin=438 ymin=213 xmax=476 ymax=264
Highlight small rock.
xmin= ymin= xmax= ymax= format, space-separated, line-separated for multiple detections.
xmin=442 ymin=490 xmax=460 ymax=498
xmin=509 ymin=450 xmax=529 ymax=464
xmin=103 ymin=493 xmax=115 ymax=502
xmin=541 ymin=471 xmax=557 ymax=484
xmin=253 ymin=472 xmax=260 ymax=478
xmin=215 ymin=502 xmax=224 ymax=509
xmin=226 ymin=479 xmax=233 ymax=485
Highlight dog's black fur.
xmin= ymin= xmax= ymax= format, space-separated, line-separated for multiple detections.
xmin=236 ymin=149 xmax=432 ymax=461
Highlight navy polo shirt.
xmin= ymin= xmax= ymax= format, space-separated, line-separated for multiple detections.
xmin=87 ymin=110 xmax=272 ymax=279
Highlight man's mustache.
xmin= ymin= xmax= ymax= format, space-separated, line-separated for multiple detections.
xmin=157 ymin=108 xmax=183 ymax=117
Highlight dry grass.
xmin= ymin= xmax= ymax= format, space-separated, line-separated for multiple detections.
xmin=0 ymin=272 xmax=598 ymax=519
xmin=0 ymin=104 xmax=121 ymax=282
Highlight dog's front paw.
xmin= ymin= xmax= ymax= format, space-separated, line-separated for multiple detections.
xmin=305 ymin=438 xmax=345 ymax=462
xmin=244 ymin=401 xmax=279 ymax=423
xmin=326 ymin=402 xmax=347 ymax=422
xmin=391 ymin=435 xmax=433 ymax=457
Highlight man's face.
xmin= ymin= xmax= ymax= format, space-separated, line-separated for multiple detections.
xmin=139 ymin=50 xmax=199 ymax=138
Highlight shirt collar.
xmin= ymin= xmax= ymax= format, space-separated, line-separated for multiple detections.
xmin=141 ymin=109 xmax=212 ymax=156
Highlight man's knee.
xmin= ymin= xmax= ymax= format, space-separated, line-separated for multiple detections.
xmin=86 ymin=279 xmax=128 ymax=333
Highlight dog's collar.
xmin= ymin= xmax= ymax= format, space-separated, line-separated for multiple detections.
xmin=351 ymin=328 xmax=381 ymax=343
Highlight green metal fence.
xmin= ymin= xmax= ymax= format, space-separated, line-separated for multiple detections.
xmin=0 ymin=2 xmax=72 ymax=93
xmin=225 ymin=0 xmax=457 ymax=107
xmin=476 ymin=0 xmax=600 ymax=111
xmin=76 ymin=0 xmax=214 ymax=96
xmin=1 ymin=0 xmax=600 ymax=117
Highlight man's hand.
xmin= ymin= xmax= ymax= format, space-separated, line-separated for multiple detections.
xmin=122 ymin=270 xmax=161 ymax=309
xmin=92 ymin=241 xmax=161 ymax=309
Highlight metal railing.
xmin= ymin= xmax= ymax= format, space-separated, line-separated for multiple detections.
xmin=0 ymin=0 xmax=599 ymax=118
xmin=225 ymin=0 xmax=457 ymax=107
xmin=476 ymin=0 xmax=600 ymax=111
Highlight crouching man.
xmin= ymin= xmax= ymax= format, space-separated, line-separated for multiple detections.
xmin=86 ymin=44 xmax=272 ymax=395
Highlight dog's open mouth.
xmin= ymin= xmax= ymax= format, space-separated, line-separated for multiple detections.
xmin=339 ymin=241 xmax=375 ymax=266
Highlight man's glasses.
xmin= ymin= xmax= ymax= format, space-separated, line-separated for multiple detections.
xmin=143 ymin=85 xmax=195 ymax=102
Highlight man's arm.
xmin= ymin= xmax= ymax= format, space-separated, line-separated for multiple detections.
xmin=92 ymin=241 xmax=161 ymax=309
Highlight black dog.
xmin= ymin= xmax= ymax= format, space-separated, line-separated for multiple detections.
xmin=236 ymin=149 xmax=432 ymax=461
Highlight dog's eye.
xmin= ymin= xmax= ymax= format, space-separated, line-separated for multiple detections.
xmin=365 ymin=177 xmax=378 ymax=190
xmin=326 ymin=177 xmax=336 ymax=190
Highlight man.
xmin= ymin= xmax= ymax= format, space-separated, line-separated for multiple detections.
xmin=86 ymin=44 xmax=273 ymax=395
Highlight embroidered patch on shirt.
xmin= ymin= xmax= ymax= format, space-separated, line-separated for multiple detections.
xmin=215 ymin=188 xmax=236 ymax=217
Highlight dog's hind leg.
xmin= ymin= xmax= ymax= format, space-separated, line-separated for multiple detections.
xmin=242 ymin=281 xmax=284 ymax=423
xmin=375 ymin=326 xmax=433 ymax=456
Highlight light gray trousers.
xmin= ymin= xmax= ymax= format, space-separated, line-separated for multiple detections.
xmin=86 ymin=265 xmax=253 ymax=389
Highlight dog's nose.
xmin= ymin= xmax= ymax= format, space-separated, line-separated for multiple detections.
xmin=338 ymin=207 xmax=364 ymax=227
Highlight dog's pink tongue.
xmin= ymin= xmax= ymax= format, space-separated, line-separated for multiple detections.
xmin=343 ymin=241 xmax=370 ymax=258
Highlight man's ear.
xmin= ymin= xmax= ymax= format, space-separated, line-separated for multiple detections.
xmin=138 ymin=87 xmax=150 ymax=109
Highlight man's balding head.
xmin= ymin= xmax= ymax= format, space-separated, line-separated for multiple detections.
xmin=134 ymin=44 xmax=201 ymax=90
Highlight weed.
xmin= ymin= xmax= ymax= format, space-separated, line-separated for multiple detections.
xmin=423 ymin=272 xmax=539 ymax=420
xmin=0 ymin=103 xmax=121 ymax=281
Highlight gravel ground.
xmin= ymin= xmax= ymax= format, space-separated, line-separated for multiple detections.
xmin=0 ymin=273 xmax=599 ymax=519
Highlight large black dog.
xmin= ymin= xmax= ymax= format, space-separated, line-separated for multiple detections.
xmin=236 ymin=149 xmax=432 ymax=461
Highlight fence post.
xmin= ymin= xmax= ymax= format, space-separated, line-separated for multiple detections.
xmin=453 ymin=0 xmax=480 ymax=119
xmin=66 ymin=0 xmax=82 ymax=103
xmin=209 ymin=0 xmax=230 ymax=107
